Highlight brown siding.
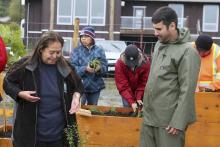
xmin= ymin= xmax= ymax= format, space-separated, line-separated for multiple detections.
xmin=121 ymin=1 xmax=220 ymax=41
xmin=27 ymin=0 xmax=42 ymax=31
xmin=41 ymin=0 xmax=50 ymax=29
xmin=25 ymin=0 xmax=220 ymax=44
xmin=185 ymin=3 xmax=202 ymax=34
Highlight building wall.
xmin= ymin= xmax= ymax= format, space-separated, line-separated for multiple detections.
xmin=122 ymin=1 xmax=220 ymax=44
xmin=25 ymin=0 xmax=122 ymax=41
xmin=25 ymin=0 xmax=220 ymax=45
xmin=26 ymin=0 xmax=42 ymax=31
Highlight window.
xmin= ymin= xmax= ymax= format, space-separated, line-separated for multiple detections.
xmin=90 ymin=0 xmax=106 ymax=25
xmin=74 ymin=0 xmax=89 ymax=24
xmin=169 ymin=4 xmax=184 ymax=28
xmin=57 ymin=0 xmax=106 ymax=26
xmin=203 ymin=5 xmax=219 ymax=32
xmin=62 ymin=37 xmax=72 ymax=57
xmin=57 ymin=0 xmax=73 ymax=25
xmin=133 ymin=6 xmax=146 ymax=29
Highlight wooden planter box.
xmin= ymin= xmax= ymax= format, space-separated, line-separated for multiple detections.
xmin=77 ymin=106 xmax=141 ymax=147
xmin=77 ymin=92 xmax=220 ymax=147
xmin=1 ymin=92 xmax=220 ymax=147
xmin=185 ymin=92 xmax=220 ymax=147
xmin=0 ymin=125 xmax=12 ymax=147
xmin=0 ymin=138 xmax=12 ymax=147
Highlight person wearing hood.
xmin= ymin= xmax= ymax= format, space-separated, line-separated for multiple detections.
xmin=70 ymin=26 xmax=108 ymax=105
xmin=115 ymin=44 xmax=150 ymax=112
xmin=139 ymin=6 xmax=201 ymax=147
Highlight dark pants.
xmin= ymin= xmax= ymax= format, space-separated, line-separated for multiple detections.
xmin=81 ymin=91 xmax=100 ymax=105
xmin=36 ymin=139 xmax=63 ymax=147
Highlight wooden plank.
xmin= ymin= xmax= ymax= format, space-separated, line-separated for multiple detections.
xmin=1 ymin=92 xmax=220 ymax=147
xmin=0 ymin=138 xmax=12 ymax=147
xmin=77 ymin=111 xmax=142 ymax=147
xmin=186 ymin=122 xmax=220 ymax=147
xmin=78 ymin=93 xmax=220 ymax=147
xmin=195 ymin=92 xmax=220 ymax=122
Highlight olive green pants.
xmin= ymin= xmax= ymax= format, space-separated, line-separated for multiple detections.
xmin=139 ymin=123 xmax=185 ymax=147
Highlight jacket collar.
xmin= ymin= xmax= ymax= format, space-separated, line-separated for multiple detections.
xmin=25 ymin=59 xmax=71 ymax=78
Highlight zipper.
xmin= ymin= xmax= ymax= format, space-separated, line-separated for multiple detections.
xmin=22 ymin=81 xmax=25 ymax=111
xmin=62 ymin=80 xmax=69 ymax=126
xmin=32 ymin=71 xmax=38 ymax=147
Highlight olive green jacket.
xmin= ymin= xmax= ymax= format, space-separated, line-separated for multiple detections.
xmin=143 ymin=28 xmax=201 ymax=131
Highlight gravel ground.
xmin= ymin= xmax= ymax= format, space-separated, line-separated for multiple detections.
xmin=99 ymin=78 xmax=122 ymax=107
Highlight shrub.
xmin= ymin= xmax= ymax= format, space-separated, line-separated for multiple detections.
xmin=0 ymin=23 xmax=26 ymax=67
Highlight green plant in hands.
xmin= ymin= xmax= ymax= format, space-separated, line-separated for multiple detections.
xmin=89 ymin=58 xmax=101 ymax=72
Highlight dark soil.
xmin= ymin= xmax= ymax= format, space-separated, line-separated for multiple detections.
xmin=0 ymin=131 xmax=12 ymax=138
xmin=91 ymin=109 xmax=143 ymax=117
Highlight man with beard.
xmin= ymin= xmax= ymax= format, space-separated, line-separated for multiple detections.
xmin=139 ymin=6 xmax=201 ymax=147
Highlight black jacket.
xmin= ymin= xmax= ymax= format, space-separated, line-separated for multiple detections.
xmin=3 ymin=57 xmax=84 ymax=147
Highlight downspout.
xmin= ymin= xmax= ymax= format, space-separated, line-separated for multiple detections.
xmin=26 ymin=2 xmax=30 ymax=49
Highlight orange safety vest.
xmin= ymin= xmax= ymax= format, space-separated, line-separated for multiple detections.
xmin=193 ymin=43 xmax=220 ymax=91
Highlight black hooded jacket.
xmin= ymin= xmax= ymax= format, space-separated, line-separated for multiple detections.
xmin=3 ymin=57 xmax=84 ymax=147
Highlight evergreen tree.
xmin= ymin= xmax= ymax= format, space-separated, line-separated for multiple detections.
xmin=8 ymin=0 xmax=23 ymax=23
xmin=0 ymin=0 xmax=9 ymax=17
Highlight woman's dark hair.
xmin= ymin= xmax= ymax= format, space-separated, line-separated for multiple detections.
xmin=152 ymin=6 xmax=178 ymax=29
xmin=30 ymin=31 xmax=64 ymax=63
xmin=9 ymin=31 xmax=65 ymax=73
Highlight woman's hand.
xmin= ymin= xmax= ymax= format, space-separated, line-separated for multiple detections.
xmin=69 ymin=92 xmax=81 ymax=114
xmin=85 ymin=65 xmax=95 ymax=73
xmin=18 ymin=91 xmax=40 ymax=102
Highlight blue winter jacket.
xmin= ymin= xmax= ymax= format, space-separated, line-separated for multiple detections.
xmin=70 ymin=45 xmax=108 ymax=93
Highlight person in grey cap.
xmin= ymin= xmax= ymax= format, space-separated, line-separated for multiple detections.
xmin=194 ymin=34 xmax=220 ymax=92
xmin=115 ymin=44 xmax=150 ymax=112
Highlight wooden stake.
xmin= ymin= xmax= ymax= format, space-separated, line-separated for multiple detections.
xmin=73 ymin=18 xmax=80 ymax=49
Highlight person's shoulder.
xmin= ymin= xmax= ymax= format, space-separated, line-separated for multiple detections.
xmin=8 ymin=56 xmax=30 ymax=72
xmin=65 ymin=59 xmax=76 ymax=70
xmin=16 ymin=56 xmax=29 ymax=64
xmin=116 ymin=58 xmax=124 ymax=64
xmin=181 ymin=43 xmax=200 ymax=58
xmin=175 ymin=42 xmax=195 ymax=53
xmin=214 ymin=43 xmax=220 ymax=50
xmin=115 ymin=58 xmax=126 ymax=69
xmin=73 ymin=46 xmax=83 ymax=51
xmin=93 ymin=44 xmax=104 ymax=51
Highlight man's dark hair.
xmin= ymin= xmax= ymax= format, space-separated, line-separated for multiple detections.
xmin=195 ymin=34 xmax=213 ymax=52
xmin=152 ymin=6 xmax=178 ymax=29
